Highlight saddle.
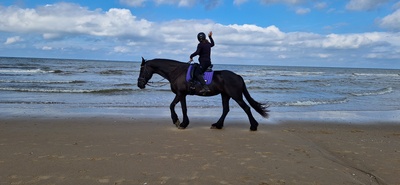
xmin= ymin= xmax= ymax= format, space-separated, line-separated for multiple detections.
xmin=186 ymin=63 xmax=214 ymax=95
xmin=186 ymin=64 xmax=214 ymax=84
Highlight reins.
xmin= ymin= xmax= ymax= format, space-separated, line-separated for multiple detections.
xmin=146 ymin=78 xmax=169 ymax=87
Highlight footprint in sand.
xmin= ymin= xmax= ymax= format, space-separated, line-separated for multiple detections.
xmin=98 ymin=178 xmax=110 ymax=183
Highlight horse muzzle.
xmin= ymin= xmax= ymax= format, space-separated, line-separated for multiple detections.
xmin=137 ymin=78 xmax=146 ymax=89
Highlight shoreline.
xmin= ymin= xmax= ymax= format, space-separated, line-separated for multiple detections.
xmin=1 ymin=117 xmax=399 ymax=184
xmin=1 ymin=106 xmax=399 ymax=125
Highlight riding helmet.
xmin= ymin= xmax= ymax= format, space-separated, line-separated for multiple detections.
xmin=197 ymin=32 xmax=206 ymax=42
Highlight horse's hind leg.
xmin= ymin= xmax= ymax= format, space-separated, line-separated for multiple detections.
xmin=178 ymin=95 xmax=189 ymax=129
xmin=234 ymin=97 xmax=258 ymax=131
xmin=211 ymin=94 xmax=230 ymax=129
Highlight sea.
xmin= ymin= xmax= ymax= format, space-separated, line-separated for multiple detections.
xmin=1 ymin=57 xmax=399 ymax=124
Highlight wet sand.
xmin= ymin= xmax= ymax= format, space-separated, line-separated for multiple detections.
xmin=0 ymin=117 xmax=399 ymax=185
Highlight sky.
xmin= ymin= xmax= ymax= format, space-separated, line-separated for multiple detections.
xmin=1 ymin=0 xmax=400 ymax=69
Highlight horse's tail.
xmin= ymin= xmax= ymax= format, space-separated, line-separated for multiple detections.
xmin=242 ymin=78 xmax=269 ymax=118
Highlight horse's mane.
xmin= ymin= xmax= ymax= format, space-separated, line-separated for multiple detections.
xmin=150 ymin=58 xmax=185 ymax=64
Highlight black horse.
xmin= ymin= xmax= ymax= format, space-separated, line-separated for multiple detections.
xmin=137 ymin=58 xmax=269 ymax=131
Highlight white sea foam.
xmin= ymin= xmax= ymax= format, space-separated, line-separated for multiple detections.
xmin=282 ymin=71 xmax=325 ymax=76
xmin=352 ymin=73 xmax=400 ymax=77
xmin=283 ymin=98 xmax=348 ymax=106
xmin=0 ymin=87 xmax=132 ymax=93
xmin=351 ymin=87 xmax=393 ymax=96
xmin=0 ymin=80 xmax=84 ymax=84
xmin=0 ymin=69 xmax=50 ymax=74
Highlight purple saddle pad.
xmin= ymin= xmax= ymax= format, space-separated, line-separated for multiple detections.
xmin=186 ymin=65 xmax=213 ymax=85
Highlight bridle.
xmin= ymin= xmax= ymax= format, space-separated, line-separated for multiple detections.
xmin=138 ymin=63 xmax=167 ymax=87
xmin=138 ymin=63 xmax=149 ymax=86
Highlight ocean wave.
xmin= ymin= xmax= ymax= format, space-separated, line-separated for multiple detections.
xmin=352 ymin=73 xmax=400 ymax=77
xmin=282 ymin=71 xmax=325 ymax=76
xmin=92 ymin=88 xmax=133 ymax=93
xmin=351 ymin=87 xmax=393 ymax=96
xmin=115 ymin=83 xmax=134 ymax=86
xmin=266 ymin=71 xmax=325 ymax=77
xmin=239 ymin=71 xmax=268 ymax=77
xmin=99 ymin=70 xmax=125 ymax=75
xmin=243 ymin=79 xmax=252 ymax=84
xmin=278 ymin=98 xmax=348 ymax=107
xmin=0 ymin=80 xmax=85 ymax=84
xmin=247 ymin=70 xmax=325 ymax=77
xmin=269 ymin=87 xmax=299 ymax=91
xmin=0 ymin=100 xmax=65 ymax=104
xmin=0 ymin=68 xmax=58 ymax=74
xmin=247 ymin=86 xmax=267 ymax=90
xmin=0 ymin=87 xmax=133 ymax=94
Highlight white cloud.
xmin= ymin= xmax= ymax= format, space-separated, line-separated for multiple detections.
xmin=1 ymin=3 xmax=400 ymax=68
xmin=314 ymin=2 xmax=327 ymax=9
xmin=233 ymin=0 xmax=248 ymax=6
xmin=42 ymin=46 xmax=53 ymax=50
xmin=378 ymin=9 xmax=400 ymax=31
xmin=321 ymin=34 xmax=374 ymax=49
xmin=260 ymin=0 xmax=305 ymax=5
xmin=120 ymin=0 xmax=197 ymax=7
xmin=120 ymin=0 xmax=147 ymax=7
xmin=0 ymin=3 xmax=153 ymax=38
xmin=154 ymin=0 xmax=196 ymax=7
xmin=156 ymin=0 xmax=222 ymax=9
xmin=219 ymin=24 xmax=285 ymax=45
xmin=296 ymin=7 xmax=310 ymax=14
xmin=114 ymin=46 xmax=131 ymax=53
xmin=346 ymin=0 xmax=389 ymax=11
xmin=43 ymin=33 xmax=62 ymax=39
xmin=393 ymin=2 xmax=400 ymax=10
xmin=4 ymin=36 xmax=23 ymax=45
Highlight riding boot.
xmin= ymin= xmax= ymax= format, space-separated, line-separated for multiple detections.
xmin=200 ymin=85 xmax=211 ymax=94
xmin=196 ymin=74 xmax=210 ymax=94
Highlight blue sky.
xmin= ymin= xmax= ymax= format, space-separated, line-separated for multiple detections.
xmin=1 ymin=0 xmax=400 ymax=69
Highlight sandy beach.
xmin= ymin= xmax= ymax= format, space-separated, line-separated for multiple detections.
xmin=0 ymin=117 xmax=399 ymax=185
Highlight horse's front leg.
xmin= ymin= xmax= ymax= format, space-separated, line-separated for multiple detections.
xmin=170 ymin=95 xmax=180 ymax=127
xmin=178 ymin=94 xmax=190 ymax=129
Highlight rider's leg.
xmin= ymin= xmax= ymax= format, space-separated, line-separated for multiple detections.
xmin=194 ymin=66 xmax=210 ymax=94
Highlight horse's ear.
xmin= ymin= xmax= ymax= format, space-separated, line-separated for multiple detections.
xmin=141 ymin=57 xmax=145 ymax=66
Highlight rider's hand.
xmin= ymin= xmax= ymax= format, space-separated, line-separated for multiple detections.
xmin=188 ymin=58 xmax=193 ymax=63
xmin=208 ymin=31 xmax=213 ymax=37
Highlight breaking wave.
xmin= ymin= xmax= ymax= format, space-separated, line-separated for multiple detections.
xmin=352 ymin=73 xmax=400 ymax=77
xmin=351 ymin=87 xmax=393 ymax=96
xmin=0 ymin=80 xmax=85 ymax=84
xmin=279 ymin=98 xmax=349 ymax=107
xmin=0 ymin=68 xmax=61 ymax=74
xmin=0 ymin=87 xmax=133 ymax=94
xmin=99 ymin=70 xmax=125 ymax=75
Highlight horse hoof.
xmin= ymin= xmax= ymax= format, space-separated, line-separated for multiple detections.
xmin=250 ymin=127 xmax=258 ymax=131
xmin=178 ymin=126 xmax=186 ymax=130
xmin=210 ymin=125 xmax=223 ymax=129
xmin=211 ymin=123 xmax=223 ymax=129
xmin=174 ymin=120 xmax=180 ymax=127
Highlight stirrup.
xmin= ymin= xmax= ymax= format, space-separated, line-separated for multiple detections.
xmin=199 ymin=86 xmax=210 ymax=94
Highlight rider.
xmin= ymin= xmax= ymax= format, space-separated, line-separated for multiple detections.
xmin=189 ymin=31 xmax=214 ymax=94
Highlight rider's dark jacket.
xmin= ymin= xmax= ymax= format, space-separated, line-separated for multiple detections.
xmin=190 ymin=36 xmax=214 ymax=72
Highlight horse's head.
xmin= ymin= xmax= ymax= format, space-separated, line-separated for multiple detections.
xmin=137 ymin=57 xmax=153 ymax=89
